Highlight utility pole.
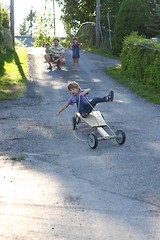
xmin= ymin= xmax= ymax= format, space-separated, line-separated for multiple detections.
xmin=107 ymin=12 xmax=112 ymax=50
xmin=53 ymin=0 xmax=56 ymax=36
xmin=10 ymin=0 xmax=15 ymax=47
xmin=96 ymin=0 xmax=100 ymax=46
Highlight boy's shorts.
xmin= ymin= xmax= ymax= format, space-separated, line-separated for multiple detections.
xmin=53 ymin=57 xmax=60 ymax=62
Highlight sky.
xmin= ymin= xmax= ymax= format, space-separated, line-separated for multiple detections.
xmin=0 ymin=0 xmax=66 ymax=37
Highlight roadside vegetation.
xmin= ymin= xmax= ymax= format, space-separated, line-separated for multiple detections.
xmin=0 ymin=47 xmax=28 ymax=100
xmin=106 ymin=66 xmax=160 ymax=105
xmin=0 ymin=4 xmax=28 ymax=100
xmin=105 ymin=33 xmax=160 ymax=104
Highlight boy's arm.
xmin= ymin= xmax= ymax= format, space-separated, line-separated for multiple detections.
xmin=56 ymin=102 xmax=69 ymax=116
xmin=80 ymin=88 xmax=91 ymax=96
xmin=78 ymin=43 xmax=82 ymax=49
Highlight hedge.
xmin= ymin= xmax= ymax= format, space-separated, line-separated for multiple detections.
xmin=120 ymin=33 xmax=160 ymax=88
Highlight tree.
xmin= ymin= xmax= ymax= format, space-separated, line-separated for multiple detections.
xmin=0 ymin=3 xmax=10 ymax=34
xmin=55 ymin=0 xmax=124 ymax=46
xmin=0 ymin=4 xmax=10 ymax=51
xmin=19 ymin=20 xmax=28 ymax=35
xmin=19 ymin=8 xmax=36 ymax=36
xmin=113 ymin=0 xmax=150 ymax=55
xmin=26 ymin=9 xmax=36 ymax=36
xmin=100 ymin=0 xmax=123 ymax=30
xmin=56 ymin=0 xmax=96 ymax=35
xmin=146 ymin=1 xmax=160 ymax=37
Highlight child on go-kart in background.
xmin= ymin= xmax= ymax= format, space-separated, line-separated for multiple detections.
xmin=56 ymin=81 xmax=114 ymax=117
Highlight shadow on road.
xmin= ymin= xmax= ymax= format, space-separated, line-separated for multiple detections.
xmin=0 ymin=47 xmax=160 ymax=240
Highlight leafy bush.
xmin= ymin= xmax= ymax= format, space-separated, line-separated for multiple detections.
xmin=0 ymin=4 xmax=11 ymax=51
xmin=0 ymin=5 xmax=9 ymax=29
xmin=33 ymin=33 xmax=53 ymax=47
xmin=120 ymin=33 xmax=160 ymax=88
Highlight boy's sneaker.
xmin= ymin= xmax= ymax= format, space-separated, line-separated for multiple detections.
xmin=106 ymin=90 xmax=114 ymax=102
xmin=47 ymin=66 xmax=52 ymax=70
xmin=57 ymin=65 xmax=61 ymax=70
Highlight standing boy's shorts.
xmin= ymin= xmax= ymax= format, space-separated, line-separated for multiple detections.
xmin=72 ymin=53 xmax=80 ymax=59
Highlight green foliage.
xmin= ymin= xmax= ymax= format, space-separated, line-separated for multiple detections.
xmin=0 ymin=6 xmax=2 ymax=54
xmin=76 ymin=22 xmax=96 ymax=48
xmin=19 ymin=9 xmax=36 ymax=36
xmin=11 ymin=156 xmax=25 ymax=161
xmin=0 ymin=4 xmax=9 ymax=29
xmin=0 ymin=4 xmax=10 ymax=52
xmin=56 ymin=0 xmax=123 ymax=36
xmin=146 ymin=3 xmax=160 ymax=37
xmin=57 ymin=0 xmax=160 ymax=55
xmin=120 ymin=33 xmax=160 ymax=89
xmin=106 ymin=65 xmax=160 ymax=104
xmin=113 ymin=0 xmax=150 ymax=54
xmin=0 ymin=47 xmax=28 ymax=100
xmin=57 ymin=0 xmax=96 ymax=35
xmin=33 ymin=32 xmax=53 ymax=47
xmin=100 ymin=0 xmax=123 ymax=30
xmin=19 ymin=1 xmax=54 ymax=37
xmin=19 ymin=21 xmax=28 ymax=36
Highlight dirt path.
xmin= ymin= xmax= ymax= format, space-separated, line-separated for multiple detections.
xmin=0 ymin=47 xmax=160 ymax=240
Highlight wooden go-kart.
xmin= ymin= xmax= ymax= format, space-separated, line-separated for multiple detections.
xmin=72 ymin=111 xmax=126 ymax=149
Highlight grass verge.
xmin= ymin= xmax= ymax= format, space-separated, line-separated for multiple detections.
xmin=105 ymin=66 xmax=160 ymax=105
xmin=86 ymin=47 xmax=118 ymax=59
xmin=85 ymin=47 xmax=159 ymax=104
xmin=11 ymin=156 xmax=25 ymax=161
xmin=0 ymin=47 xmax=28 ymax=100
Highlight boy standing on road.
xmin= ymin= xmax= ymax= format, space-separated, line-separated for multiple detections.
xmin=70 ymin=37 xmax=82 ymax=71
xmin=57 ymin=81 xmax=114 ymax=117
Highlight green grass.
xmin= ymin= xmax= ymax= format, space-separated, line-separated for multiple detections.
xmin=85 ymin=46 xmax=159 ymax=104
xmin=0 ymin=47 xmax=28 ymax=100
xmin=86 ymin=47 xmax=118 ymax=59
xmin=11 ymin=156 xmax=25 ymax=161
xmin=105 ymin=66 xmax=160 ymax=104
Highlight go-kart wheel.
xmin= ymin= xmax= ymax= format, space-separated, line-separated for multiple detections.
xmin=72 ymin=116 xmax=77 ymax=130
xmin=88 ymin=132 xmax=98 ymax=149
xmin=115 ymin=129 xmax=126 ymax=145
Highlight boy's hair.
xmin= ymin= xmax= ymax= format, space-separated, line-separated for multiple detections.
xmin=73 ymin=37 xmax=78 ymax=41
xmin=67 ymin=81 xmax=80 ymax=90
xmin=45 ymin=42 xmax=50 ymax=47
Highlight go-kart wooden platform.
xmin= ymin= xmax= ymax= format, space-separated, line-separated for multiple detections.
xmin=76 ymin=111 xmax=107 ymax=127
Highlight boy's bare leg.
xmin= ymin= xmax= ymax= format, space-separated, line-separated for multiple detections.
xmin=44 ymin=54 xmax=52 ymax=69
xmin=57 ymin=58 xmax=66 ymax=70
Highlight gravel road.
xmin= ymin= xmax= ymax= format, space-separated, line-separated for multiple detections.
xmin=0 ymin=47 xmax=160 ymax=240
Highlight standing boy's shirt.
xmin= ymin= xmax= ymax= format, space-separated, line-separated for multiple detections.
xmin=51 ymin=44 xmax=65 ymax=58
xmin=67 ymin=89 xmax=89 ymax=105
